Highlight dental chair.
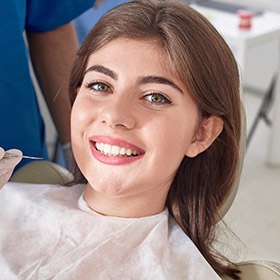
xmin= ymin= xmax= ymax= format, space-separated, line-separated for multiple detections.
xmin=11 ymin=160 xmax=74 ymax=185
xmin=10 ymin=108 xmax=280 ymax=279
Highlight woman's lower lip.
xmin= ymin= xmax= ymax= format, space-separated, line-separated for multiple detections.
xmin=90 ymin=145 xmax=144 ymax=165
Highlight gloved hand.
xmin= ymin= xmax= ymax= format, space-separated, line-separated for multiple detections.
xmin=0 ymin=147 xmax=22 ymax=189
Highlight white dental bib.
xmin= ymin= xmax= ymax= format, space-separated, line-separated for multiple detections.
xmin=0 ymin=182 xmax=221 ymax=279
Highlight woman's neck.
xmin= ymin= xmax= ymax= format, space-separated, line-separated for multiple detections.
xmin=83 ymin=184 xmax=168 ymax=218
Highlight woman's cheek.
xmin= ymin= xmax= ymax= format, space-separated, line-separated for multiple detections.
xmin=71 ymin=96 xmax=94 ymax=128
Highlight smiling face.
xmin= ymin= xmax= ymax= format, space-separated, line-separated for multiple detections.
xmin=71 ymin=39 xmax=215 ymax=216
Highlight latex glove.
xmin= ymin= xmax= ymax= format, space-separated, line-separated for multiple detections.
xmin=0 ymin=147 xmax=22 ymax=189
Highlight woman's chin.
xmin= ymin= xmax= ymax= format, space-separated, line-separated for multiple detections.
xmin=86 ymin=181 xmax=133 ymax=198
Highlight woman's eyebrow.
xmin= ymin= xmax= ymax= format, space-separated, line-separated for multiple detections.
xmin=138 ymin=76 xmax=183 ymax=94
xmin=84 ymin=65 xmax=118 ymax=80
xmin=84 ymin=66 xmax=183 ymax=94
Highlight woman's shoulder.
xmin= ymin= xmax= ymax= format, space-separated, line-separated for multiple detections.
xmin=0 ymin=182 xmax=88 ymax=242
xmin=0 ymin=182 xmax=86 ymax=214
xmin=167 ymin=215 xmax=221 ymax=279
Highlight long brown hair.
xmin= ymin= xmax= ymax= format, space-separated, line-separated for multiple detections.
xmin=69 ymin=0 xmax=241 ymax=278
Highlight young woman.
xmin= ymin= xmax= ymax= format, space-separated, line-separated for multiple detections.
xmin=0 ymin=0 xmax=241 ymax=279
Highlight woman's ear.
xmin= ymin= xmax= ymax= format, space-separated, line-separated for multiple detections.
xmin=186 ymin=116 xmax=224 ymax=158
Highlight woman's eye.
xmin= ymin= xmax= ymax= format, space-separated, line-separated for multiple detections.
xmin=85 ymin=82 xmax=111 ymax=93
xmin=144 ymin=93 xmax=171 ymax=105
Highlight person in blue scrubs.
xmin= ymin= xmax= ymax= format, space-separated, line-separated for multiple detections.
xmin=0 ymin=0 xmax=96 ymax=170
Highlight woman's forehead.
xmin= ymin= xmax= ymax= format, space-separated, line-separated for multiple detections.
xmin=85 ymin=38 xmax=178 ymax=77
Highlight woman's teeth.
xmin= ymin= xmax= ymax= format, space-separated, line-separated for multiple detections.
xmin=95 ymin=143 xmax=141 ymax=157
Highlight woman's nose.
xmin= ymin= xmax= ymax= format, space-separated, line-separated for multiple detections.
xmin=98 ymin=97 xmax=136 ymax=130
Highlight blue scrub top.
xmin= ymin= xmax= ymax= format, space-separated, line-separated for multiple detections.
xmin=0 ymin=0 xmax=95 ymax=169
xmin=75 ymin=0 xmax=128 ymax=45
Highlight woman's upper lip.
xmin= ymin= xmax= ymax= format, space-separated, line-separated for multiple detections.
xmin=89 ymin=135 xmax=145 ymax=153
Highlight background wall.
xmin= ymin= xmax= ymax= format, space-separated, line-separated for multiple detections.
xmin=215 ymin=0 xmax=280 ymax=93
xmin=217 ymin=0 xmax=280 ymax=12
